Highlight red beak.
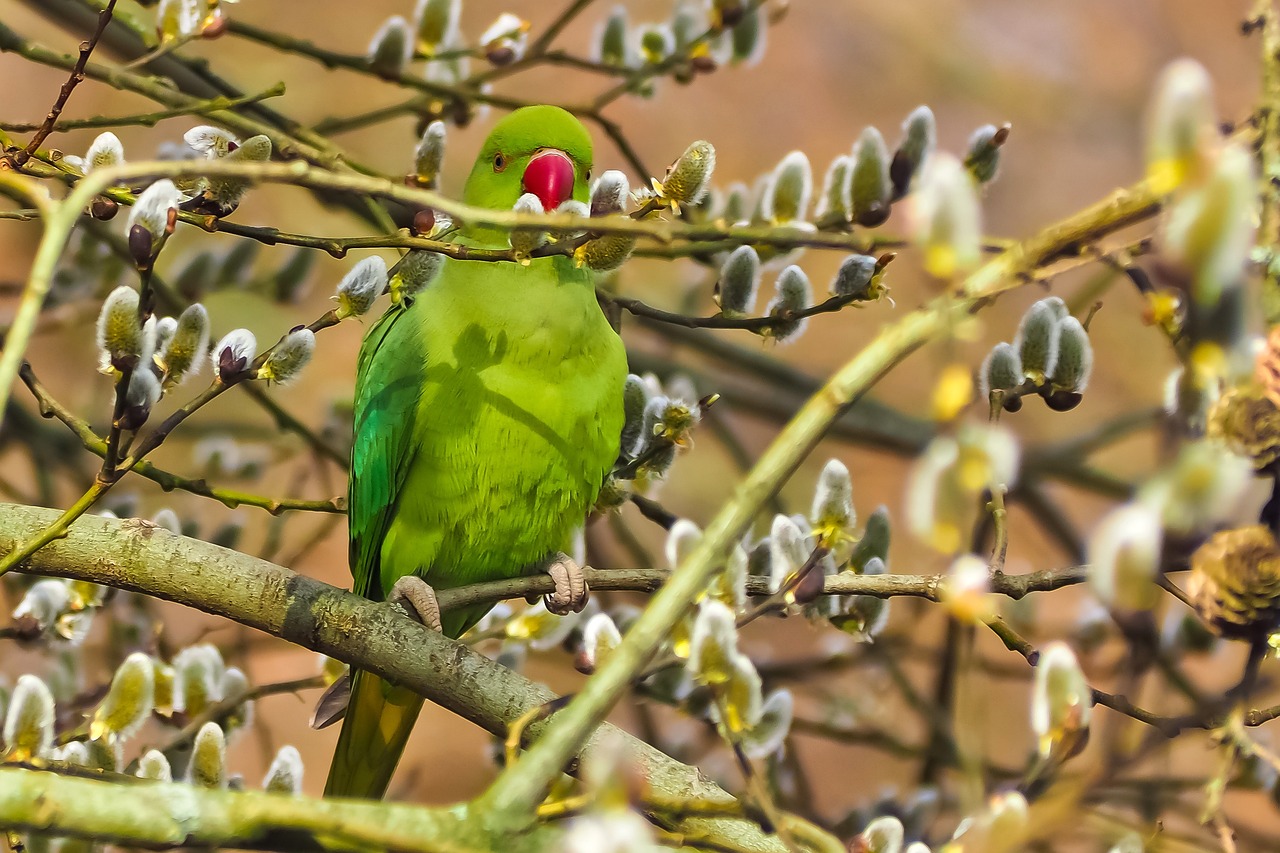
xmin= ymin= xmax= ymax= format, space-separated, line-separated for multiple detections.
xmin=522 ymin=149 xmax=576 ymax=211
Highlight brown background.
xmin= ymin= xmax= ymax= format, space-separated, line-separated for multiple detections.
xmin=0 ymin=0 xmax=1272 ymax=844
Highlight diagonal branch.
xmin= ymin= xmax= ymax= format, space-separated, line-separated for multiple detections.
xmin=0 ymin=502 xmax=786 ymax=853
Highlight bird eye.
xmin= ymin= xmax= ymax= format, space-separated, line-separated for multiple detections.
xmin=493 ymin=152 xmax=506 ymax=172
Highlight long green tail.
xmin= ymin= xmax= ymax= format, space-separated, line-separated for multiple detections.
xmin=324 ymin=668 xmax=424 ymax=799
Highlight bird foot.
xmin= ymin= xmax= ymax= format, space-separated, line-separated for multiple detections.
xmin=543 ymin=552 xmax=589 ymax=615
xmin=389 ymin=575 xmax=443 ymax=633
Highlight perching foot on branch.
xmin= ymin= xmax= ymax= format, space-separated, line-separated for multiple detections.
xmin=389 ymin=574 xmax=444 ymax=633
xmin=542 ymin=551 xmax=589 ymax=615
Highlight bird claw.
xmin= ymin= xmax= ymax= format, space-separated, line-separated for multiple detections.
xmin=543 ymin=552 xmax=589 ymax=615
xmin=389 ymin=575 xmax=443 ymax=633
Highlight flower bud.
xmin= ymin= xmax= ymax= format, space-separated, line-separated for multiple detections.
xmin=84 ymin=131 xmax=125 ymax=174
xmin=335 ymin=256 xmax=387 ymax=319
xmin=891 ymin=105 xmax=936 ymax=199
xmin=833 ymin=554 xmax=889 ymax=640
xmin=619 ymin=374 xmax=649 ymax=456
xmin=127 ymin=179 xmax=181 ymax=261
xmin=415 ymin=0 xmax=459 ymax=54
xmin=1088 ymin=502 xmax=1162 ymax=610
xmin=714 ymin=543 xmax=749 ymax=613
xmin=941 ymin=553 xmax=997 ymax=623
xmin=764 ymin=265 xmax=811 ymax=342
xmin=263 ymin=745 xmax=304 ymax=794
xmin=1048 ymin=316 xmax=1092 ymax=396
xmin=1187 ymin=525 xmax=1280 ymax=640
xmin=766 ymin=151 xmax=812 ymax=223
xmin=510 ymin=192 xmax=548 ymax=258
xmin=964 ymin=123 xmax=1009 ymax=184
xmin=504 ymin=600 xmax=579 ymax=649
xmin=96 ymin=286 xmax=143 ymax=370
xmin=721 ymin=181 xmax=749 ymax=223
xmin=850 ymin=127 xmax=892 ymax=227
xmin=741 ymin=689 xmax=793 ymax=759
xmin=480 ymin=13 xmax=529 ymax=66
xmin=578 ymin=613 xmax=622 ymax=673
xmin=390 ymin=250 xmax=444 ymax=303
xmin=661 ymin=140 xmax=716 ymax=207
xmin=413 ymin=121 xmax=446 ymax=186
xmin=811 ymin=458 xmax=854 ymax=548
xmin=122 ymin=369 xmax=162 ymax=430
xmin=173 ymin=644 xmax=225 ymax=716
xmin=639 ymin=24 xmax=674 ymax=65
xmin=1014 ymin=299 xmax=1062 ymax=384
xmin=257 ymin=328 xmax=315 ymax=384
xmin=1162 ymin=142 xmax=1256 ymax=308
xmin=199 ymin=135 xmax=272 ymax=216
xmin=1140 ymin=439 xmax=1250 ymax=534
xmin=1031 ymin=641 xmax=1091 ymax=760
xmin=686 ymin=594 xmax=737 ymax=686
xmin=715 ymin=245 xmax=760 ymax=317
xmin=585 ymin=177 xmax=627 ymax=224
xmin=89 ymin=652 xmax=155 ymax=742
xmin=666 ymin=519 xmax=702 ymax=569
xmin=858 ymin=816 xmax=905 ymax=853
xmin=55 ymin=741 xmax=89 ymax=766
xmin=906 ymin=423 xmax=1019 ymax=554
xmin=577 ymin=233 xmax=637 ymax=271
xmin=812 ymin=154 xmax=853 ymax=223
xmin=830 ymin=254 xmax=878 ymax=300
xmin=1146 ymin=58 xmax=1216 ymax=194
xmin=189 ymin=721 xmax=227 ymax=788
xmin=184 ymin=126 xmax=240 ymax=159
xmin=635 ymin=395 xmax=678 ymax=472
xmin=154 ymin=316 xmax=178 ymax=355
xmin=768 ymin=514 xmax=809 ymax=593
xmin=368 ymin=15 xmax=412 ymax=78
xmin=211 ymin=328 xmax=257 ymax=382
xmin=220 ymin=666 xmax=253 ymax=733
xmin=913 ymin=153 xmax=981 ymax=279
xmin=979 ymin=341 xmax=1023 ymax=404
xmin=159 ymin=303 xmax=210 ymax=387
xmin=849 ymin=505 xmax=891 ymax=573
xmin=1207 ymin=382 xmax=1280 ymax=470
xmin=158 ymin=0 xmax=201 ymax=42
xmin=3 ymin=674 xmax=54 ymax=761
xmin=729 ymin=2 xmax=765 ymax=65
xmin=597 ymin=5 xmax=630 ymax=66
xmin=136 ymin=748 xmax=172 ymax=781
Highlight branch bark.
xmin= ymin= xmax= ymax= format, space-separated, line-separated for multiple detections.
xmin=0 ymin=502 xmax=785 ymax=853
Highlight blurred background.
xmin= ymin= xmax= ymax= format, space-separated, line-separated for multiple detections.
xmin=0 ymin=0 xmax=1273 ymax=845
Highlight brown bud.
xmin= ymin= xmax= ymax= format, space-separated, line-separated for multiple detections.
xmin=201 ymin=14 xmax=228 ymax=39
xmin=412 ymin=208 xmax=437 ymax=236
xmin=1208 ymin=382 xmax=1280 ymax=471
xmin=128 ymin=223 xmax=154 ymax=268
xmin=91 ymin=196 xmax=118 ymax=220
xmin=1188 ymin=525 xmax=1280 ymax=640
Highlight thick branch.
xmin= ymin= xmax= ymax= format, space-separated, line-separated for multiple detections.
xmin=0 ymin=503 xmax=785 ymax=853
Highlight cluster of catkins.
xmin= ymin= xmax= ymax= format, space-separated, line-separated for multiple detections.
xmin=364 ymin=0 xmax=769 ymax=89
xmin=1 ymin=642 xmax=302 ymax=795
xmin=978 ymin=296 xmax=1094 ymax=413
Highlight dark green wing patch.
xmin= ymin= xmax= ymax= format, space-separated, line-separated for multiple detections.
xmin=349 ymin=302 xmax=423 ymax=602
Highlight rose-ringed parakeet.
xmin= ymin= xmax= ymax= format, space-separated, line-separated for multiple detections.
xmin=324 ymin=106 xmax=627 ymax=799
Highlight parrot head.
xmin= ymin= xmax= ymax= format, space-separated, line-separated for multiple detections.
xmin=463 ymin=105 xmax=594 ymax=217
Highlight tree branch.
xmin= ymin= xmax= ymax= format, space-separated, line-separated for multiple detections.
xmin=0 ymin=503 xmax=786 ymax=853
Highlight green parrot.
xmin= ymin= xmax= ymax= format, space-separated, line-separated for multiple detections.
xmin=324 ymin=105 xmax=628 ymax=800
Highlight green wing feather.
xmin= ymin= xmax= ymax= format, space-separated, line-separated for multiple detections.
xmin=347 ymin=302 xmax=421 ymax=602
